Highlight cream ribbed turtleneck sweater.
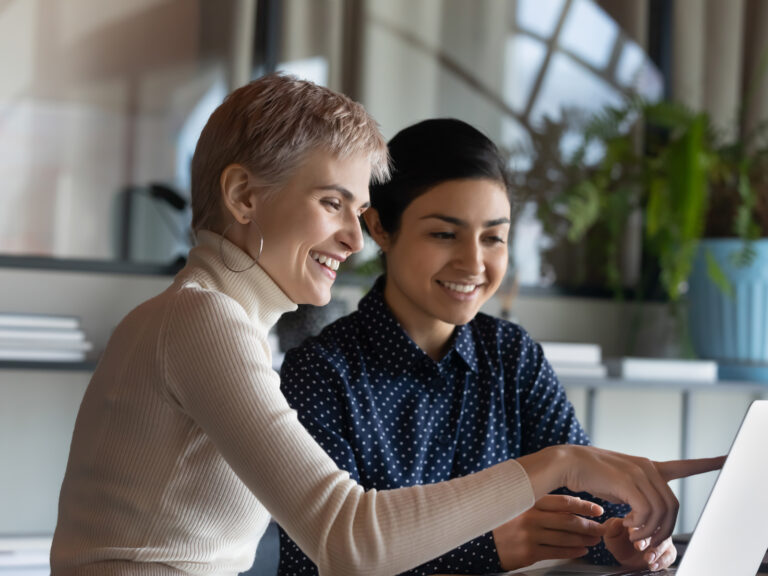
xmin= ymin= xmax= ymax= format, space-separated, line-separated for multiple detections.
xmin=51 ymin=231 xmax=534 ymax=576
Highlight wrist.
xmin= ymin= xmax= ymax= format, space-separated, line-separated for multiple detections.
xmin=517 ymin=445 xmax=567 ymax=500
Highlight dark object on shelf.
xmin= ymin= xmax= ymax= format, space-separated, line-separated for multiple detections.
xmin=275 ymin=300 xmax=349 ymax=353
xmin=118 ymin=182 xmax=192 ymax=265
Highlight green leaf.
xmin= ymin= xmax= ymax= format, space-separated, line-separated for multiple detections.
xmin=706 ymin=248 xmax=734 ymax=297
xmin=730 ymin=242 xmax=757 ymax=268
xmin=565 ymin=181 xmax=601 ymax=242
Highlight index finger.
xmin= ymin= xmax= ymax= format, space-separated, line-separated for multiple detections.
xmin=655 ymin=455 xmax=726 ymax=481
xmin=536 ymin=494 xmax=604 ymax=517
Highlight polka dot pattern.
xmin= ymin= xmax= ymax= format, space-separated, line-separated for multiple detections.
xmin=277 ymin=279 xmax=627 ymax=575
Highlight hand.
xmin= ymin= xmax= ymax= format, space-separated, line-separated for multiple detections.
xmin=493 ymin=494 xmax=603 ymax=571
xmin=493 ymin=494 xmax=604 ymax=571
xmin=602 ymin=517 xmax=677 ymax=571
xmin=518 ymin=446 xmax=725 ymax=547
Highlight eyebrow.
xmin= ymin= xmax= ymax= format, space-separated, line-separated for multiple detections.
xmin=419 ymin=214 xmax=511 ymax=227
xmin=317 ymin=184 xmax=371 ymax=210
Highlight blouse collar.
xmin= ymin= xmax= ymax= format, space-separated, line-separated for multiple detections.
xmin=360 ymin=277 xmax=479 ymax=374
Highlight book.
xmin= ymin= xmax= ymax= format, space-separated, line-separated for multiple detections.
xmin=0 ymin=313 xmax=80 ymax=330
xmin=606 ymin=357 xmax=718 ymax=382
xmin=0 ymin=348 xmax=87 ymax=362
xmin=540 ymin=341 xmax=602 ymax=365
xmin=551 ymin=362 xmax=608 ymax=379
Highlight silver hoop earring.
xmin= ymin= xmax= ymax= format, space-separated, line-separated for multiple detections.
xmin=219 ymin=219 xmax=264 ymax=273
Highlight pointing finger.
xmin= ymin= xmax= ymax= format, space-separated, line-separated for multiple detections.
xmin=656 ymin=456 xmax=726 ymax=481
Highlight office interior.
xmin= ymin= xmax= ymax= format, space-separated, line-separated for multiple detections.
xmin=1 ymin=0 xmax=767 ymax=573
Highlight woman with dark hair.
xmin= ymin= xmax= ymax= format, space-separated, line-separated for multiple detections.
xmin=277 ymin=118 xmax=699 ymax=574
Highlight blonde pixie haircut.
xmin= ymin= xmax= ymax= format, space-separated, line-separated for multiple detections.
xmin=191 ymin=73 xmax=390 ymax=232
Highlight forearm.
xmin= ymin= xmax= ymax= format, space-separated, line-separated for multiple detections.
xmin=300 ymin=460 xmax=533 ymax=576
xmin=175 ymin=357 xmax=535 ymax=575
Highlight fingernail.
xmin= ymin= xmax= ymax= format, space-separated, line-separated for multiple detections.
xmin=650 ymin=563 xmax=659 ymax=571
xmin=648 ymin=552 xmax=656 ymax=563
xmin=638 ymin=538 xmax=649 ymax=550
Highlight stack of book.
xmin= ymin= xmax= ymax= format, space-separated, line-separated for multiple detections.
xmin=540 ymin=341 xmax=607 ymax=379
xmin=0 ymin=313 xmax=93 ymax=362
xmin=0 ymin=536 xmax=51 ymax=574
xmin=605 ymin=356 xmax=718 ymax=383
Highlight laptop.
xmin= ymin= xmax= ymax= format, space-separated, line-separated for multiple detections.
xmin=502 ymin=400 xmax=768 ymax=576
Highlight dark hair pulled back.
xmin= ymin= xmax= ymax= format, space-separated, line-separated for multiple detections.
xmin=369 ymin=118 xmax=511 ymax=236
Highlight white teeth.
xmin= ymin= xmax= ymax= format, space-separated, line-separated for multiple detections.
xmin=310 ymin=251 xmax=340 ymax=271
xmin=442 ymin=281 xmax=477 ymax=293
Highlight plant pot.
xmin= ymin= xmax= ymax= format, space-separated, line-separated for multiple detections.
xmin=543 ymin=208 xmax=644 ymax=293
xmin=687 ymin=238 xmax=768 ymax=363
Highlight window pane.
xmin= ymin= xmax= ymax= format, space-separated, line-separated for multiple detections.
xmin=503 ymin=35 xmax=548 ymax=115
xmin=559 ymin=0 xmax=619 ymax=70
xmin=530 ymin=52 xmax=624 ymax=125
xmin=516 ymin=0 xmax=566 ymax=38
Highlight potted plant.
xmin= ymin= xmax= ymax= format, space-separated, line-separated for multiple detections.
xmin=511 ymin=109 xmax=645 ymax=296
xmin=518 ymin=100 xmax=711 ymax=299
xmin=521 ymin=98 xmax=768 ymax=368
xmin=687 ymin=129 xmax=768 ymax=374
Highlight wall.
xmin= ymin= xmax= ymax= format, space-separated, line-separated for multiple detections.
xmin=0 ymin=267 xmax=172 ymax=534
xmin=0 ymin=0 xmax=241 ymax=262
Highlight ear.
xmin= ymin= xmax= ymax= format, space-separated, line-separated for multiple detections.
xmin=362 ymin=208 xmax=391 ymax=251
xmin=220 ymin=164 xmax=259 ymax=224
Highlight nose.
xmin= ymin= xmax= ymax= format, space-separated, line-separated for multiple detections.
xmin=455 ymin=238 xmax=485 ymax=275
xmin=337 ymin=212 xmax=365 ymax=255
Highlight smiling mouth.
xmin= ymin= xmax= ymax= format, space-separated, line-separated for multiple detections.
xmin=437 ymin=280 xmax=479 ymax=294
xmin=309 ymin=251 xmax=341 ymax=271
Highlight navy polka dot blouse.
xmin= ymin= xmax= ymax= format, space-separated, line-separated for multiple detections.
xmin=277 ymin=278 xmax=627 ymax=575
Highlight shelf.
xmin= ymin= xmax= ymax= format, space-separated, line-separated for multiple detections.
xmin=561 ymin=376 xmax=768 ymax=392
xmin=0 ymin=360 xmax=97 ymax=372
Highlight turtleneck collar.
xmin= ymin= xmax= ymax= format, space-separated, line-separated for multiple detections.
xmin=178 ymin=230 xmax=297 ymax=330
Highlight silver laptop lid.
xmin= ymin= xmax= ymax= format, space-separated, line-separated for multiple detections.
xmin=678 ymin=400 xmax=768 ymax=576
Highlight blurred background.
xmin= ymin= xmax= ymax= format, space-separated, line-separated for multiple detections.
xmin=1 ymin=0 xmax=767 ymax=572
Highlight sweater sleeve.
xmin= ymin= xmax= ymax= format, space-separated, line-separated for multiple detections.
xmin=161 ymin=288 xmax=535 ymax=576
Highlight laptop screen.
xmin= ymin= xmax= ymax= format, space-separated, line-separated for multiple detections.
xmin=676 ymin=400 xmax=768 ymax=576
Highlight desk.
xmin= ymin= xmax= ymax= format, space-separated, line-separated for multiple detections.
xmin=435 ymin=557 xmax=768 ymax=574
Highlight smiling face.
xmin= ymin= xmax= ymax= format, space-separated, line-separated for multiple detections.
xmin=251 ymin=150 xmax=371 ymax=305
xmin=368 ymin=178 xmax=511 ymax=351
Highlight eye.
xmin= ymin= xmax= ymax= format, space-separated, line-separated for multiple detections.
xmin=430 ymin=231 xmax=456 ymax=240
xmin=483 ymin=235 xmax=506 ymax=245
xmin=321 ymin=198 xmax=342 ymax=211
